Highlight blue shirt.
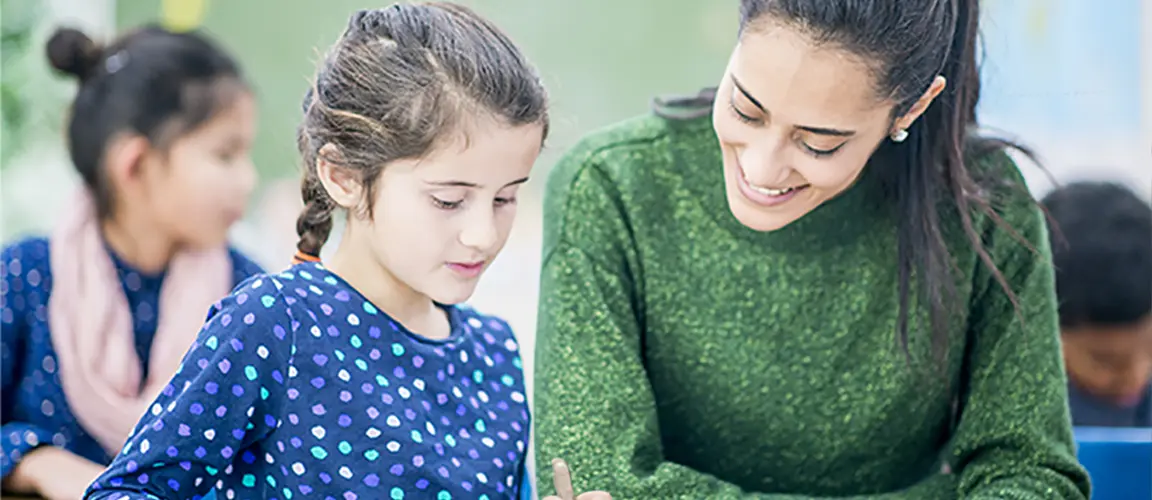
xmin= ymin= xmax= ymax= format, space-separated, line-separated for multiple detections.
xmin=1 ymin=237 xmax=263 ymax=478
xmin=86 ymin=262 xmax=533 ymax=500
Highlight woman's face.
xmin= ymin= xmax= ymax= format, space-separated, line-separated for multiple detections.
xmin=712 ymin=22 xmax=939 ymax=232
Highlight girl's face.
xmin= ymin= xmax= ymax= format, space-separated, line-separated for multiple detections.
xmin=712 ymin=23 xmax=941 ymax=232
xmin=344 ymin=119 xmax=544 ymax=306
xmin=134 ymin=90 xmax=259 ymax=248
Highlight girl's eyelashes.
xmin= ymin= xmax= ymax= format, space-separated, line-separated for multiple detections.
xmin=431 ymin=196 xmax=463 ymax=210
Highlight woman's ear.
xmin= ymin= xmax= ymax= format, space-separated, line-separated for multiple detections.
xmin=892 ymin=75 xmax=947 ymax=134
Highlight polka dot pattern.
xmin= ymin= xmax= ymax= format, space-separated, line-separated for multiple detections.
xmin=87 ymin=263 xmax=532 ymax=499
xmin=1 ymin=237 xmax=263 ymax=478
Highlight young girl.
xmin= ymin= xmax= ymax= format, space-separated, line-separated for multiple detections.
xmin=0 ymin=26 xmax=262 ymax=500
xmin=86 ymin=3 xmax=548 ymax=499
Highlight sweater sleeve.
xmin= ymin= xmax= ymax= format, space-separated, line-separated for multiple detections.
xmin=84 ymin=275 xmax=295 ymax=500
xmin=532 ymin=144 xmax=958 ymax=500
xmin=949 ymin=154 xmax=1090 ymax=499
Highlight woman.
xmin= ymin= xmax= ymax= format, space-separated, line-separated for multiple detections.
xmin=0 ymin=26 xmax=262 ymax=500
xmin=533 ymin=0 xmax=1089 ymax=498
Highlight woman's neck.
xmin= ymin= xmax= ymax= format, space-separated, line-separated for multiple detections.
xmin=100 ymin=211 xmax=177 ymax=275
xmin=326 ymin=226 xmax=450 ymax=340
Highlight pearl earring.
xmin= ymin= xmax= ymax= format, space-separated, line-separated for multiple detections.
xmin=890 ymin=129 xmax=909 ymax=143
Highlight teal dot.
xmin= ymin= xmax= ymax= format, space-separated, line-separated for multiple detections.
xmin=391 ymin=488 xmax=405 ymax=499
xmin=266 ymin=476 xmax=277 ymax=487
xmin=261 ymin=295 xmax=276 ymax=308
xmin=324 ymin=276 xmax=338 ymax=285
xmin=363 ymin=302 xmax=378 ymax=315
xmin=501 ymin=374 xmax=515 ymax=387
xmin=338 ymin=441 xmax=352 ymax=455
xmin=480 ymin=496 xmax=490 ymax=500
xmin=472 ymin=370 xmax=484 ymax=383
xmin=438 ymin=491 xmax=452 ymax=500
xmin=260 ymin=387 xmax=270 ymax=400
xmin=283 ymin=488 xmax=293 ymax=499
xmin=245 ymin=366 xmax=258 ymax=381
xmin=376 ymin=375 xmax=389 ymax=387
xmin=364 ymin=449 xmax=380 ymax=461
xmin=410 ymin=430 xmax=423 ymax=443
xmin=299 ymin=270 xmax=313 ymax=280
xmin=245 ymin=422 xmax=255 ymax=430
xmin=513 ymin=357 xmax=522 ymax=369
xmin=355 ymin=359 xmax=368 ymax=371
xmin=205 ymin=466 xmax=218 ymax=476
xmin=475 ymin=419 xmax=486 ymax=432
xmin=334 ymin=349 xmax=345 ymax=361
xmin=310 ymin=446 xmax=328 ymax=459
xmin=350 ymin=335 xmax=363 ymax=348
xmin=445 ymin=434 xmax=456 ymax=447
xmin=205 ymin=336 xmax=219 ymax=350
xmin=392 ymin=343 xmax=405 ymax=356
xmin=242 ymin=474 xmax=256 ymax=487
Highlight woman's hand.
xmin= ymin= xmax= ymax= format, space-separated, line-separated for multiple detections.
xmin=3 ymin=446 xmax=106 ymax=500
xmin=544 ymin=458 xmax=612 ymax=500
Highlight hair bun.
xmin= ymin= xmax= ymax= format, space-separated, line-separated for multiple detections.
xmin=46 ymin=27 xmax=102 ymax=81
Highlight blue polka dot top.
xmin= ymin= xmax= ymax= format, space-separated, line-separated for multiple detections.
xmin=1 ymin=237 xmax=263 ymax=478
xmin=85 ymin=262 xmax=534 ymax=500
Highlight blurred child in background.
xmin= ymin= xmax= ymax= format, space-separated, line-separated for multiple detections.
xmin=1042 ymin=181 xmax=1152 ymax=427
xmin=1 ymin=25 xmax=262 ymax=499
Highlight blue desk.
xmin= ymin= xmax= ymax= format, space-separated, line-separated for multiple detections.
xmin=1075 ymin=427 xmax=1151 ymax=500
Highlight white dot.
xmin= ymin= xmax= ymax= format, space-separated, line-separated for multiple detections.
xmin=477 ymin=472 xmax=488 ymax=483
xmin=460 ymin=351 xmax=469 ymax=363
xmin=140 ymin=439 xmax=150 ymax=453
xmin=226 ymin=489 xmax=235 ymax=499
xmin=483 ymin=437 xmax=495 ymax=448
xmin=151 ymin=403 xmax=163 ymax=415
xmin=398 ymin=387 xmax=411 ymax=399
xmin=452 ymin=387 xmax=463 ymax=398
xmin=40 ymin=400 xmax=54 ymax=417
xmin=22 ymin=432 xmax=38 ymax=446
xmin=265 ymin=453 xmax=275 ymax=464
xmin=425 ymin=422 xmax=436 ymax=435
xmin=338 ymin=369 xmax=350 ymax=382
xmin=366 ymin=427 xmax=381 ymax=439
xmin=204 ymin=429 xmax=215 ymax=440
xmin=41 ymin=356 xmax=55 ymax=373
xmin=311 ymin=426 xmax=325 ymax=439
xmin=339 ymin=466 xmax=353 ymax=479
xmin=347 ymin=313 xmax=360 ymax=326
xmin=288 ymin=366 xmax=299 ymax=378
xmin=504 ymin=339 xmax=518 ymax=351
xmin=311 ymin=326 xmax=322 ymax=338
xmin=292 ymin=462 xmax=306 ymax=475
xmin=386 ymin=416 xmax=401 ymax=428
xmin=257 ymin=346 xmax=269 ymax=359
xmin=478 ymin=391 xmax=489 ymax=403
xmin=511 ymin=391 xmax=525 ymax=403
xmin=468 ymin=318 xmax=483 ymax=328
xmin=413 ymin=379 xmax=425 ymax=391
xmin=386 ymin=441 xmax=400 ymax=452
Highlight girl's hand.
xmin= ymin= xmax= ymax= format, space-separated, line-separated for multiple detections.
xmin=544 ymin=458 xmax=612 ymax=500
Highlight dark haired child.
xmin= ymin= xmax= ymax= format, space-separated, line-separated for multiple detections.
xmin=87 ymin=3 xmax=551 ymax=499
xmin=1 ymin=25 xmax=262 ymax=500
xmin=1042 ymin=181 xmax=1152 ymax=427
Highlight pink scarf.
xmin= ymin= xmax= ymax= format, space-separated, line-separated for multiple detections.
xmin=48 ymin=188 xmax=233 ymax=455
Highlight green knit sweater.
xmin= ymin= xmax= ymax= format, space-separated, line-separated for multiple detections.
xmin=533 ymin=106 xmax=1089 ymax=499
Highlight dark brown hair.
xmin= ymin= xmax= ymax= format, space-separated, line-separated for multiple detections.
xmin=46 ymin=25 xmax=246 ymax=219
xmin=295 ymin=2 xmax=549 ymax=257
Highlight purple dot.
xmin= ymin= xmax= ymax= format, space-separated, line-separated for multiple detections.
xmin=493 ymin=458 xmax=504 ymax=468
xmin=289 ymin=414 xmax=299 ymax=425
xmin=437 ymin=394 xmax=448 ymax=405
xmin=232 ymin=429 xmax=245 ymax=440
xmin=311 ymin=377 xmax=326 ymax=389
xmin=437 ymin=370 xmax=446 ymax=382
xmin=312 ymin=404 xmax=326 ymax=415
xmin=299 ymin=485 xmax=313 ymax=494
xmin=232 ymin=385 xmax=244 ymax=397
xmin=381 ymin=394 xmax=393 ymax=404
xmin=287 ymin=388 xmax=299 ymax=399
xmin=313 ymin=354 xmax=328 ymax=366
xmin=364 ymin=473 xmax=380 ymax=487
xmin=468 ymin=449 xmax=480 ymax=459
xmin=265 ymin=414 xmax=277 ymax=426
xmin=221 ymin=446 xmax=233 ymax=458
xmin=421 ymin=401 xmax=432 ymax=411
xmin=498 ymin=431 xmax=509 ymax=440
xmin=389 ymin=464 xmax=403 ymax=475
xmin=438 ymin=466 xmax=449 ymax=478
xmin=459 ymin=429 xmax=471 ymax=439
xmin=511 ymin=421 xmax=522 ymax=432
xmin=166 ymin=446 xmax=178 ymax=457
xmin=197 ymin=358 xmax=209 ymax=369
xmin=462 ymin=481 xmax=473 ymax=491
xmin=335 ymin=290 xmax=351 ymax=301
xmin=220 ymin=314 xmax=232 ymax=327
xmin=137 ymin=473 xmax=149 ymax=484
xmin=230 ymin=338 xmax=244 ymax=351
xmin=189 ymin=403 xmax=204 ymax=415
xmin=493 ymin=353 xmax=506 ymax=364
xmin=178 ymin=424 xmax=191 ymax=436
xmin=319 ymin=472 xmax=332 ymax=484
xmin=368 ymin=326 xmax=381 ymax=339
xmin=290 ymin=437 xmax=302 ymax=448
xmin=194 ymin=447 xmax=207 ymax=458
xmin=404 ymin=408 xmax=416 ymax=420
xmin=366 ymin=407 xmax=380 ymax=419
xmin=126 ymin=460 xmax=138 ymax=473
xmin=447 ymin=364 xmax=455 ymax=376
xmin=434 ymin=443 xmax=445 ymax=456
xmin=243 ymin=312 xmax=256 ymax=324
xmin=393 ymin=367 xmax=405 ymax=378
xmin=215 ymin=405 xmax=227 ymax=417
xmin=338 ymin=414 xmax=352 ymax=427
xmin=273 ymin=324 xmax=286 ymax=339
xmin=341 ymin=391 xmax=353 ymax=403
xmin=272 ymin=370 xmax=284 ymax=383
xmin=369 ymin=349 xmax=381 ymax=360
xmin=416 ymin=479 xmax=429 ymax=489
xmin=483 ymin=333 xmax=496 ymax=344
xmin=412 ymin=356 xmax=424 ymax=368
xmin=413 ymin=455 xmax=424 ymax=467
xmin=361 ymin=383 xmax=373 ymax=394
xmin=320 ymin=303 xmax=333 ymax=315
xmin=326 ymin=325 xmax=340 ymax=337
xmin=440 ymin=416 xmax=450 ymax=426
xmin=217 ymin=359 xmax=231 ymax=374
